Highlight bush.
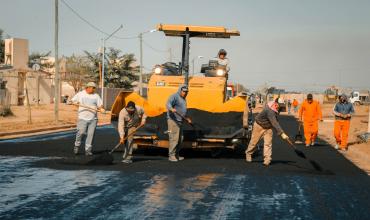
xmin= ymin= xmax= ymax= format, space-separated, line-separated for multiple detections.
xmin=0 ymin=106 xmax=13 ymax=117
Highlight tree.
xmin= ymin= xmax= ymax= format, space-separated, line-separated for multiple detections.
xmin=0 ymin=29 xmax=5 ymax=63
xmin=84 ymin=48 xmax=139 ymax=89
xmin=65 ymin=55 xmax=92 ymax=92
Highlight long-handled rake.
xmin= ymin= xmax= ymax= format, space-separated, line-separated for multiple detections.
xmin=284 ymin=137 xmax=323 ymax=172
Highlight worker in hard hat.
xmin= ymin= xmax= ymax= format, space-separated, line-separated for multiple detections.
xmin=216 ymin=49 xmax=230 ymax=73
xmin=299 ymin=94 xmax=323 ymax=147
xmin=333 ymin=94 xmax=354 ymax=151
xmin=245 ymin=100 xmax=290 ymax=166
xmin=70 ymin=82 xmax=105 ymax=156
xmin=118 ymin=101 xmax=147 ymax=163
xmin=166 ymin=85 xmax=191 ymax=162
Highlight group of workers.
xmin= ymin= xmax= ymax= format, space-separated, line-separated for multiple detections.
xmin=69 ymin=48 xmax=355 ymax=166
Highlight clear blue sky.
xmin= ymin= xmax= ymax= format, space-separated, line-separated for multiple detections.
xmin=1 ymin=0 xmax=370 ymax=91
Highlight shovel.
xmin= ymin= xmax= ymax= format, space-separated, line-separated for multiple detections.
xmin=68 ymin=124 xmax=144 ymax=165
xmin=70 ymin=103 xmax=116 ymax=116
xmin=284 ymin=136 xmax=323 ymax=172
xmin=173 ymin=111 xmax=194 ymax=127
xmin=109 ymin=124 xmax=144 ymax=155
xmin=294 ymin=122 xmax=304 ymax=144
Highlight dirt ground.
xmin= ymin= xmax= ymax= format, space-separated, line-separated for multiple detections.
xmin=1 ymin=102 xmax=369 ymax=173
xmin=0 ymin=104 xmax=111 ymax=137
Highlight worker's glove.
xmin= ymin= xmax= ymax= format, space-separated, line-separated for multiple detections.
xmin=186 ymin=117 xmax=192 ymax=124
xmin=119 ymin=137 xmax=125 ymax=144
xmin=66 ymin=100 xmax=73 ymax=105
xmin=281 ymin=133 xmax=289 ymax=140
xmin=171 ymin=108 xmax=177 ymax=113
xmin=100 ymin=108 xmax=106 ymax=113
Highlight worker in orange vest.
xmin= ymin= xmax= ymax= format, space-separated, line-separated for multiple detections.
xmin=299 ymin=94 xmax=322 ymax=147
xmin=333 ymin=94 xmax=354 ymax=151
xmin=292 ymin=99 xmax=299 ymax=113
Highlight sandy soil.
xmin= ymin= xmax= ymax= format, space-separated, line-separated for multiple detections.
xmin=0 ymin=104 xmax=111 ymax=136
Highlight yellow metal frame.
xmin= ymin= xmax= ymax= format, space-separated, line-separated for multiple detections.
xmin=156 ymin=24 xmax=240 ymax=38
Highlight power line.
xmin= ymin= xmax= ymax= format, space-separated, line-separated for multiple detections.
xmin=142 ymin=40 xmax=168 ymax=53
xmin=61 ymin=0 xmax=137 ymax=40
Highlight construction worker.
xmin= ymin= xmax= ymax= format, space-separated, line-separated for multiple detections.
xmin=299 ymin=94 xmax=322 ymax=147
xmin=287 ymin=100 xmax=292 ymax=114
xmin=118 ymin=101 xmax=147 ymax=163
xmin=70 ymin=82 xmax=104 ymax=156
xmin=166 ymin=85 xmax=191 ymax=162
xmin=246 ymin=100 xmax=289 ymax=166
xmin=292 ymin=99 xmax=299 ymax=113
xmin=216 ymin=49 xmax=230 ymax=72
xmin=333 ymin=94 xmax=354 ymax=151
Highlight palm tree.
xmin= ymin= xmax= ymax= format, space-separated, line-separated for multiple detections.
xmin=84 ymin=48 xmax=139 ymax=89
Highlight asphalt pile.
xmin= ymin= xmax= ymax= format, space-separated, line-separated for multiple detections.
xmin=136 ymin=109 xmax=244 ymax=140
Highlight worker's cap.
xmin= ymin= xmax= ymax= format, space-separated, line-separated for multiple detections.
xmin=125 ymin=101 xmax=136 ymax=111
xmin=181 ymin=86 xmax=189 ymax=92
xmin=218 ymin=49 xmax=227 ymax=56
xmin=340 ymin=94 xmax=347 ymax=99
xmin=86 ymin=82 xmax=97 ymax=88
xmin=307 ymin=93 xmax=313 ymax=100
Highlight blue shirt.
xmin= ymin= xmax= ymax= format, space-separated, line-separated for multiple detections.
xmin=333 ymin=102 xmax=354 ymax=120
xmin=166 ymin=85 xmax=188 ymax=124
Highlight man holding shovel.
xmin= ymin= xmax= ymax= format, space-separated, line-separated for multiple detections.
xmin=245 ymin=100 xmax=289 ymax=166
xmin=70 ymin=82 xmax=105 ymax=155
xmin=299 ymin=94 xmax=322 ymax=147
xmin=118 ymin=101 xmax=147 ymax=163
xmin=166 ymin=85 xmax=191 ymax=162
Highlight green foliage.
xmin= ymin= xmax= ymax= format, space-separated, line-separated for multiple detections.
xmin=65 ymin=54 xmax=93 ymax=92
xmin=84 ymin=48 xmax=139 ymax=89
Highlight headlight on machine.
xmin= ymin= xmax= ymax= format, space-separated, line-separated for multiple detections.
xmin=154 ymin=66 xmax=162 ymax=74
xmin=216 ymin=69 xmax=225 ymax=76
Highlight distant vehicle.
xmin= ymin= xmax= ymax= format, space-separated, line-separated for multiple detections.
xmin=350 ymin=91 xmax=370 ymax=105
xmin=277 ymin=97 xmax=287 ymax=112
xmin=324 ymin=86 xmax=338 ymax=103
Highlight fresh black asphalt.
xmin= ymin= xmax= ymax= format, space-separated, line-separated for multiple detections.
xmin=0 ymin=115 xmax=369 ymax=219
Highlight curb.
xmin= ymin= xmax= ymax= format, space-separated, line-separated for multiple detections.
xmin=0 ymin=122 xmax=111 ymax=140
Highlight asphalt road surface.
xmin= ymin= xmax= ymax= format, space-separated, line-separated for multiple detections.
xmin=0 ymin=116 xmax=369 ymax=219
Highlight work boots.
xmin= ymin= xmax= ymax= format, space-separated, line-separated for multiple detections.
xmin=245 ymin=154 xmax=252 ymax=162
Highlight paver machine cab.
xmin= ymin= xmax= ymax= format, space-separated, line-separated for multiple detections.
xmin=110 ymin=24 xmax=252 ymax=154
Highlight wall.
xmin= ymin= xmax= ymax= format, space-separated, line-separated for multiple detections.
xmin=4 ymin=38 xmax=29 ymax=69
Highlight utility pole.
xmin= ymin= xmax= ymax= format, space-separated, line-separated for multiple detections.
xmin=138 ymin=29 xmax=156 ymax=96
xmin=54 ymin=0 xmax=59 ymax=123
xmin=368 ymin=105 xmax=370 ymax=133
xmin=139 ymin=33 xmax=143 ymax=95
xmin=101 ymin=38 xmax=105 ymax=103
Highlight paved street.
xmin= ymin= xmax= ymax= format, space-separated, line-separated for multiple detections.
xmin=0 ymin=116 xmax=369 ymax=219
